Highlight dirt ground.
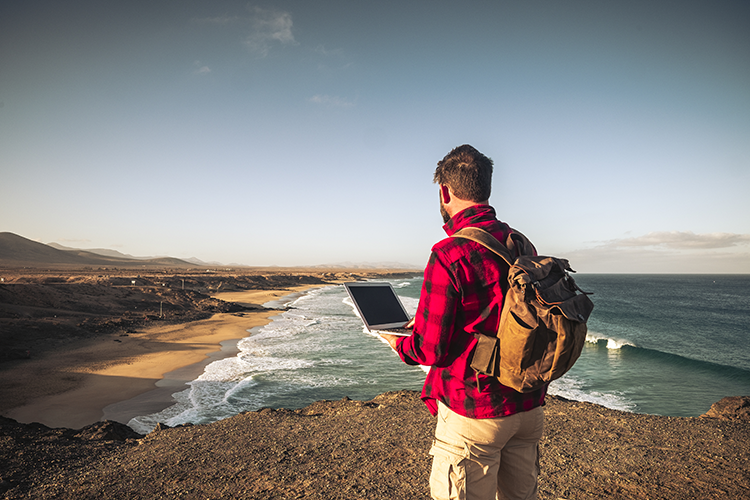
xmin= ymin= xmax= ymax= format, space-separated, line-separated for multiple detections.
xmin=0 ymin=391 xmax=748 ymax=499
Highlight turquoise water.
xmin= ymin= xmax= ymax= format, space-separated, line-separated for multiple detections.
xmin=128 ymin=275 xmax=750 ymax=433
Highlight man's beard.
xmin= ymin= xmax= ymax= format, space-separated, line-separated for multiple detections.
xmin=440 ymin=198 xmax=451 ymax=223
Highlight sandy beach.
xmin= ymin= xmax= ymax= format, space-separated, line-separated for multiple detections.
xmin=2 ymin=285 xmax=322 ymax=429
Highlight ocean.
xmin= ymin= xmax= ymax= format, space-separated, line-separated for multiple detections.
xmin=128 ymin=275 xmax=750 ymax=434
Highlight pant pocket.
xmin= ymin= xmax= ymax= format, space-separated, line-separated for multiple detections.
xmin=429 ymin=439 xmax=469 ymax=500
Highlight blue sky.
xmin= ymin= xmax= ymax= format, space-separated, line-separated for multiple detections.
xmin=1 ymin=0 xmax=749 ymax=272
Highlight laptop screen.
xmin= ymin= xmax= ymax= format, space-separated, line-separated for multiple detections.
xmin=345 ymin=283 xmax=410 ymax=327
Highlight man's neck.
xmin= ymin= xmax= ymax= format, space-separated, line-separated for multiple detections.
xmin=446 ymin=200 xmax=488 ymax=219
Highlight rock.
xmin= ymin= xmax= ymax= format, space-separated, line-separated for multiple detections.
xmin=700 ymin=396 xmax=750 ymax=421
xmin=75 ymin=420 xmax=143 ymax=441
xmin=151 ymin=422 xmax=171 ymax=433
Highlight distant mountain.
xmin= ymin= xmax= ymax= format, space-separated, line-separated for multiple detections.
xmin=0 ymin=232 xmax=198 ymax=268
xmin=183 ymin=256 xmax=226 ymax=267
xmin=47 ymin=242 xmax=141 ymax=260
xmin=46 ymin=243 xmax=228 ymax=267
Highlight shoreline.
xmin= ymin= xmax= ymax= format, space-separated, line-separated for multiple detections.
xmin=100 ymin=336 xmax=243 ymax=425
xmin=2 ymin=284 xmax=326 ymax=430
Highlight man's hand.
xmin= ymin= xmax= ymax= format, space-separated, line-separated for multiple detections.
xmin=380 ymin=319 xmax=413 ymax=350
xmin=380 ymin=333 xmax=401 ymax=350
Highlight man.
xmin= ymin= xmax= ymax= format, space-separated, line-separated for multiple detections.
xmin=380 ymin=145 xmax=547 ymax=500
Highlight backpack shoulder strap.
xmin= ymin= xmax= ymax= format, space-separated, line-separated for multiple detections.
xmin=452 ymin=227 xmax=514 ymax=266
xmin=452 ymin=227 xmax=536 ymax=264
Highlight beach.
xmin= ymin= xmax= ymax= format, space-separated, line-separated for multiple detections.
xmin=0 ymin=268 xmax=414 ymax=429
xmin=3 ymin=288 xmax=314 ymax=429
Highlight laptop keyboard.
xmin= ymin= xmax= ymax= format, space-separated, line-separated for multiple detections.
xmin=380 ymin=327 xmax=412 ymax=334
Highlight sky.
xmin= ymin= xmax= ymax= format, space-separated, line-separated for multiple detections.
xmin=1 ymin=0 xmax=749 ymax=272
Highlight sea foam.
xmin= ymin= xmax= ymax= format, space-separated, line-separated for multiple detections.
xmin=586 ymin=331 xmax=636 ymax=350
xmin=548 ymin=376 xmax=636 ymax=413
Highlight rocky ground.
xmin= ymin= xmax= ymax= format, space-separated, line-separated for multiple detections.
xmin=0 ymin=392 xmax=748 ymax=499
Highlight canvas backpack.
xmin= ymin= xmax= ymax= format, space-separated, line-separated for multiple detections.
xmin=452 ymin=227 xmax=594 ymax=393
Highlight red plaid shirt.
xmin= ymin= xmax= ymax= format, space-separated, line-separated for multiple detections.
xmin=395 ymin=205 xmax=547 ymax=418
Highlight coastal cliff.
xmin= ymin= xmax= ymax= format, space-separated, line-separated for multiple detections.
xmin=1 ymin=392 xmax=748 ymax=499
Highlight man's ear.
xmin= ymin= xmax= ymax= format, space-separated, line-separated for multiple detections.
xmin=440 ymin=184 xmax=452 ymax=205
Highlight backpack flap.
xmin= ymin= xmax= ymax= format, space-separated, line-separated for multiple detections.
xmin=547 ymin=292 xmax=595 ymax=324
xmin=517 ymin=258 xmax=595 ymax=324
xmin=509 ymin=256 xmax=570 ymax=287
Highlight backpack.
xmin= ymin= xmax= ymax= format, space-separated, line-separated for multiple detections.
xmin=452 ymin=227 xmax=594 ymax=393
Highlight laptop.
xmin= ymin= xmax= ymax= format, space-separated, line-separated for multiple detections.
xmin=344 ymin=282 xmax=413 ymax=335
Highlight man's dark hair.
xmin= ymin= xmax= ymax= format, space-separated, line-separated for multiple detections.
xmin=433 ymin=144 xmax=493 ymax=202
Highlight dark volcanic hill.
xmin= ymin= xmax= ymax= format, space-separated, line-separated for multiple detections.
xmin=0 ymin=232 xmax=196 ymax=269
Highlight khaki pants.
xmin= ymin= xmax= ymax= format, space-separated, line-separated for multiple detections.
xmin=429 ymin=402 xmax=544 ymax=500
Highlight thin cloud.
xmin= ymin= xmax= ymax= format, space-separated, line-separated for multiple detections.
xmin=314 ymin=44 xmax=344 ymax=58
xmin=196 ymin=15 xmax=243 ymax=25
xmin=604 ymin=231 xmax=750 ymax=250
xmin=313 ymin=44 xmax=354 ymax=72
xmin=191 ymin=60 xmax=212 ymax=76
xmin=244 ymin=6 xmax=296 ymax=56
xmin=562 ymin=231 xmax=750 ymax=273
xmin=564 ymin=246 xmax=750 ymax=273
xmin=308 ymin=94 xmax=354 ymax=107
xmin=192 ymin=7 xmax=296 ymax=57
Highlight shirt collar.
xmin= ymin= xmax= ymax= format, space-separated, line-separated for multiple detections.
xmin=442 ymin=205 xmax=497 ymax=236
